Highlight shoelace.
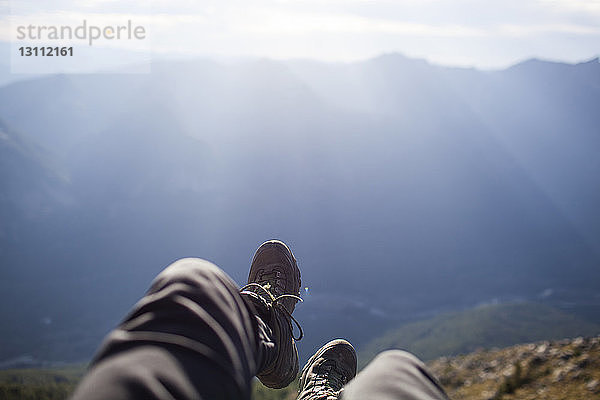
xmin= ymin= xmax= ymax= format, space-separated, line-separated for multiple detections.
xmin=314 ymin=362 xmax=347 ymax=397
xmin=240 ymin=282 xmax=304 ymax=341
xmin=256 ymin=269 xmax=285 ymax=295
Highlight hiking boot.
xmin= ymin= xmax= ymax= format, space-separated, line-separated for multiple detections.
xmin=241 ymin=240 xmax=303 ymax=388
xmin=298 ymin=339 xmax=357 ymax=400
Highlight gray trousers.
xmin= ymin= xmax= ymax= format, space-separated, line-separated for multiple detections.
xmin=71 ymin=258 xmax=448 ymax=400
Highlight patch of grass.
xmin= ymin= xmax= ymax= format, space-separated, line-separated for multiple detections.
xmin=492 ymin=362 xmax=531 ymax=399
xmin=0 ymin=382 xmax=77 ymax=400
xmin=0 ymin=365 xmax=297 ymax=400
xmin=252 ymin=379 xmax=298 ymax=400
xmin=0 ymin=365 xmax=85 ymax=400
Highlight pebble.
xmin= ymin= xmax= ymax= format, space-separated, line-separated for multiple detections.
xmin=552 ymin=368 xmax=566 ymax=383
xmin=576 ymin=354 xmax=590 ymax=368
xmin=536 ymin=344 xmax=548 ymax=354
xmin=587 ymin=379 xmax=599 ymax=392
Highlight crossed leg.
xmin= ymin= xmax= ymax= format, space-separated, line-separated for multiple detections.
xmin=71 ymin=248 xmax=448 ymax=400
xmin=71 ymin=258 xmax=272 ymax=400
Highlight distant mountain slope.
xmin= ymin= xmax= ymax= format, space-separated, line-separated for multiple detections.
xmin=359 ymin=303 xmax=600 ymax=366
xmin=0 ymin=55 xmax=599 ymax=364
xmin=0 ymin=118 xmax=70 ymax=241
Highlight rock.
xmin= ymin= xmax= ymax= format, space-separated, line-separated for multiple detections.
xmin=525 ymin=343 xmax=536 ymax=351
xmin=536 ymin=387 xmax=547 ymax=395
xmin=501 ymin=364 xmax=515 ymax=377
xmin=552 ymin=368 xmax=566 ymax=383
xmin=536 ymin=343 xmax=548 ymax=354
xmin=528 ymin=355 xmax=546 ymax=366
xmin=559 ymin=349 xmax=574 ymax=360
xmin=552 ymin=363 xmax=579 ymax=382
xmin=587 ymin=379 xmax=599 ymax=393
xmin=478 ymin=371 xmax=498 ymax=381
xmin=576 ymin=354 xmax=590 ymax=368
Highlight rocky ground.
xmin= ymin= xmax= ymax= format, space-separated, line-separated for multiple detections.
xmin=1 ymin=336 xmax=598 ymax=400
xmin=428 ymin=336 xmax=600 ymax=400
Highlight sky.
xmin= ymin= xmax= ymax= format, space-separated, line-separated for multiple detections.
xmin=2 ymin=0 xmax=600 ymax=69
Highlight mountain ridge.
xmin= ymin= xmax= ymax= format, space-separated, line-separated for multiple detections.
xmin=0 ymin=54 xmax=598 ymax=364
xmin=359 ymin=302 xmax=600 ymax=368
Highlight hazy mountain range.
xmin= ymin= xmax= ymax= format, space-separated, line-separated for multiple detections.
xmin=0 ymin=54 xmax=599 ymax=364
